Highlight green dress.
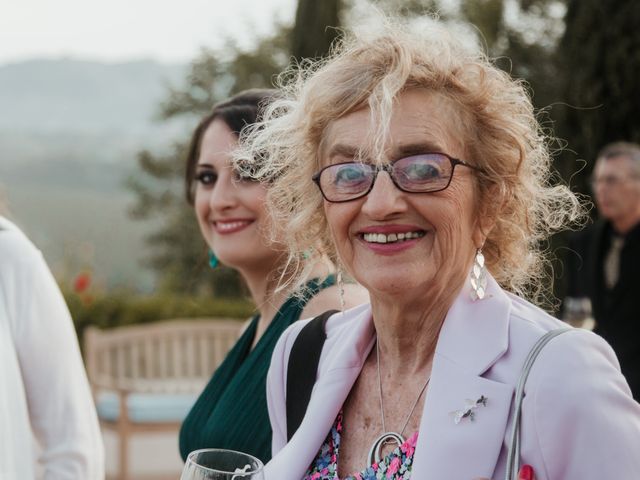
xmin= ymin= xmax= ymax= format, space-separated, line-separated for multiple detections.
xmin=179 ymin=276 xmax=336 ymax=464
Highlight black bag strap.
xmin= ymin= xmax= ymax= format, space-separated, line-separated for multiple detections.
xmin=286 ymin=309 xmax=338 ymax=441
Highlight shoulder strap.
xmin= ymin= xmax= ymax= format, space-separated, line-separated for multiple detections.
xmin=286 ymin=309 xmax=338 ymax=441
xmin=505 ymin=328 xmax=571 ymax=480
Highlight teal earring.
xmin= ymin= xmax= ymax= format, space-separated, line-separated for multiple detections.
xmin=208 ymin=250 xmax=219 ymax=269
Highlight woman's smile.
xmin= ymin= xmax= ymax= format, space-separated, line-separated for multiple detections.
xmin=194 ymin=119 xmax=282 ymax=272
xmin=358 ymin=224 xmax=427 ymax=255
xmin=213 ymin=218 xmax=255 ymax=235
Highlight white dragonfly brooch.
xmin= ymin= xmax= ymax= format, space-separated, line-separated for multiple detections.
xmin=450 ymin=395 xmax=488 ymax=424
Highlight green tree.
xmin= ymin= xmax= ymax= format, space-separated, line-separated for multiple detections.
xmin=556 ymin=0 xmax=640 ymax=192
xmin=291 ymin=0 xmax=343 ymax=60
xmin=465 ymin=0 xmax=566 ymax=106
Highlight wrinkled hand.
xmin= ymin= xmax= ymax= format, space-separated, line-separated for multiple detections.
xmin=474 ymin=464 xmax=535 ymax=480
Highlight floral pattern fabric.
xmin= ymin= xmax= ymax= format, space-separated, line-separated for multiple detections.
xmin=304 ymin=411 xmax=418 ymax=480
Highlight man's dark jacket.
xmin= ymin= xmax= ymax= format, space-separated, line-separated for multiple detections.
xmin=566 ymin=221 xmax=640 ymax=399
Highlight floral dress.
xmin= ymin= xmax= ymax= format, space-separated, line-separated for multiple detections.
xmin=303 ymin=411 xmax=418 ymax=480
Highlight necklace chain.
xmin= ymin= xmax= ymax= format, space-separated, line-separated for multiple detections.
xmin=376 ymin=338 xmax=431 ymax=437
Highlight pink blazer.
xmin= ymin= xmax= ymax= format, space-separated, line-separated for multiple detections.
xmin=264 ymin=275 xmax=640 ymax=479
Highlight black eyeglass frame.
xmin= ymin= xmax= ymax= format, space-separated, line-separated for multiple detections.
xmin=311 ymin=153 xmax=482 ymax=203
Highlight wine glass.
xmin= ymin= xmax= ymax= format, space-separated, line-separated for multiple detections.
xmin=181 ymin=449 xmax=264 ymax=480
xmin=563 ymin=296 xmax=595 ymax=330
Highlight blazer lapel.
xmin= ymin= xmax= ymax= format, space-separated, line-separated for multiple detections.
xmin=268 ymin=277 xmax=515 ymax=480
xmin=411 ymin=356 xmax=514 ymax=479
xmin=412 ymin=275 xmax=515 ymax=479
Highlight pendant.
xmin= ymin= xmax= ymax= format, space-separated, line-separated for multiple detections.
xmin=367 ymin=431 xmax=405 ymax=465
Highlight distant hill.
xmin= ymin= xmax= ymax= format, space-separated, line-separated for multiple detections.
xmin=0 ymin=58 xmax=194 ymax=291
xmin=0 ymin=58 xmax=188 ymax=134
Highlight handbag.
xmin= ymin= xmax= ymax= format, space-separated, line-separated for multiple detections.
xmin=504 ymin=328 xmax=571 ymax=480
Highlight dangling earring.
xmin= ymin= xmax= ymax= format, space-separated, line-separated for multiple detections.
xmin=470 ymin=248 xmax=487 ymax=301
xmin=208 ymin=250 xmax=219 ymax=269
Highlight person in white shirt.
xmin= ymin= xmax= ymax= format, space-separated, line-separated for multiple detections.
xmin=0 ymin=215 xmax=104 ymax=479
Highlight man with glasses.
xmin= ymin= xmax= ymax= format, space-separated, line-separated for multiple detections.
xmin=566 ymin=141 xmax=640 ymax=400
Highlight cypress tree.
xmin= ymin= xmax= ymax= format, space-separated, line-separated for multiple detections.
xmin=558 ymin=0 xmax=640 ymax=188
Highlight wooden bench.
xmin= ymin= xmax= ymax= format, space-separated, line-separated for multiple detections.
xmin=84 ymin=319 xmax=243 ymax=480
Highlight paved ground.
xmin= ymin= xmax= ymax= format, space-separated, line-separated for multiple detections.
xmin=103 ymin=430 xmax=184 ymax=480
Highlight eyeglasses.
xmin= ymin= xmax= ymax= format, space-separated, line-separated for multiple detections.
xmin=312 ymin=153 xmax=480 ymax=203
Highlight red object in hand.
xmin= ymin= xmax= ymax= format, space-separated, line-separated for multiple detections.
xmin=73 ymin=272 xmax=91 ymax=293
xmin=518 ymin=464 xmax=534 ymax=480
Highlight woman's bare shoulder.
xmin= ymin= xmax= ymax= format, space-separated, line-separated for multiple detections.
xmin=300 ymin=283 xmax=369 ymax=320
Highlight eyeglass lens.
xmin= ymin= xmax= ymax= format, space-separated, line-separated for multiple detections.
xmin=318 ymin=154 xmax=455 ymax=201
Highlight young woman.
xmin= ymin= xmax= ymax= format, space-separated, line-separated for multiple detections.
xmin=178 ymin=89 xmax=367 ymax=464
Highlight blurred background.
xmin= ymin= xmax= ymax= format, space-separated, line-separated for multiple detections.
xmin=2 ymin=0 xmax=639 ymax=323
xmin=2 ymin=0 xmax=638 ymax=477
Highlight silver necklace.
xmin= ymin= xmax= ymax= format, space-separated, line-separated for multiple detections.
xmin=367 ymin=339 xmax=431 ymax=465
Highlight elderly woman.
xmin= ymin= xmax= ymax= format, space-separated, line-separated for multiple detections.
xmin=238 ymin=19 xmax=640 ymax=480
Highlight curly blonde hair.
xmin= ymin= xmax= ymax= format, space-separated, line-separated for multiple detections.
xmin=236 ymin=17 xmax=586 ymax=302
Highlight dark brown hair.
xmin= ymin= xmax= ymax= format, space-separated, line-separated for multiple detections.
xmin=184 ymin=88 xmax=277 ymax=204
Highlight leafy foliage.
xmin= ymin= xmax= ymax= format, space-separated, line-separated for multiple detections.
xmin=556 ymin=0 xmax=640 ymax=192
xmin=65 ymin=289 xmax=254 ymax=343
xmin=291 ymin=0 xmax=342 ymax=60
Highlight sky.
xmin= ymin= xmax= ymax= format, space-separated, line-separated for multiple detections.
xmin=0 ymin=0 xmax=297 ymax=65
